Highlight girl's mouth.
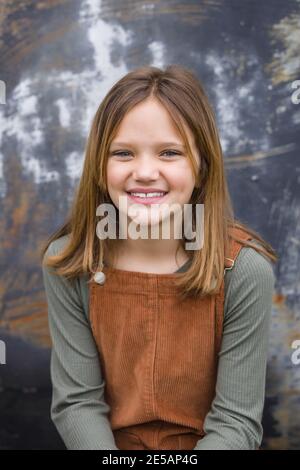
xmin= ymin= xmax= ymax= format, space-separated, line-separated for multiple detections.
xmin=126 ymin=191 xmax=169 ymax=205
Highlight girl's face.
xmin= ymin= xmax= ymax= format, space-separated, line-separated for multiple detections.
xmin=106 ymin=97 xmax=199 ymax=230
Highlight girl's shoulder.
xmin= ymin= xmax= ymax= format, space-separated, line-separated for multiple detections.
xmin=227 ymin=238 xmax=276 ymax=286
xmin=224 ymin=238 xmax=276 ymax=319
xmin=45 ymin=233 xmax=71 ymax=258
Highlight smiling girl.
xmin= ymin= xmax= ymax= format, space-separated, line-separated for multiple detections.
xmin=41 ymin=65 xmax=277 ymax=450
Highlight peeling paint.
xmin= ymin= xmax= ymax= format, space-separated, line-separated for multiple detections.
xmin=267 ymin=13 xmax=300 ymax=85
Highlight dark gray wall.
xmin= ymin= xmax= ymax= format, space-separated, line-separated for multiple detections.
xmin=0 ymin=0 xmax=299 ymax=450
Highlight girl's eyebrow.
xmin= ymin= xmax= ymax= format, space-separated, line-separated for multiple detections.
xmin=110 ymin=141 xmax=186 ymax=149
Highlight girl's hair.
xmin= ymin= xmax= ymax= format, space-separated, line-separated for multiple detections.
xmin=41 ymin=64 xmax=278 ymax=299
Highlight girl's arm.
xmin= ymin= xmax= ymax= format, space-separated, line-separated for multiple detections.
xmin=193 ymin=244 xmax=275 ymax=450
xmin=42 ymin=239 xmax=119 ymax=450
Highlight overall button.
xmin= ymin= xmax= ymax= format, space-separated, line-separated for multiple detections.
xmin=93 ymin=271 xmax=106 ymax=284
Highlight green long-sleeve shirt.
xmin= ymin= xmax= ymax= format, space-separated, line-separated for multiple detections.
xmin=42 ymin=235 xmax=275 ymax=450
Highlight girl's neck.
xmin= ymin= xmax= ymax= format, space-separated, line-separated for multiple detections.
xmin=105 ymin=239 xmax=190 ymax=274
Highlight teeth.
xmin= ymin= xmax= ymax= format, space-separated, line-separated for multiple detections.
xmin=130 ymin=192 xmax=165 ymax=198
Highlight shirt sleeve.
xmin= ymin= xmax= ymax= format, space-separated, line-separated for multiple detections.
xmin=42 ymin=239 xmax=119 ymax=450
xmin=193 ymin=245 xmax=275 ymax=450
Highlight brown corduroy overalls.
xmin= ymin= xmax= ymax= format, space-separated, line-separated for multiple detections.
xmin=89 ymin=227 xmax=253 ymax=450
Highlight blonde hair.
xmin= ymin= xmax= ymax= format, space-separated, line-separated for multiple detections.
xmin=41 ymin=64 xmax=278 ymax=299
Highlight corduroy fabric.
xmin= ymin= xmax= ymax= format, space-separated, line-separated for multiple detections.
xmin=89 ymin=227 xmax=253 ymax=450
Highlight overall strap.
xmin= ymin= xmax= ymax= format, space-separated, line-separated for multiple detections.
xmin=215 ymin=226 xmax=254 ymax=354
xmin=224 ymin=226 xmax=254 ymax=274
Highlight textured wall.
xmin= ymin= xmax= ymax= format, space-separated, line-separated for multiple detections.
xmin=0 ymin=0 xmax=299 ymax=450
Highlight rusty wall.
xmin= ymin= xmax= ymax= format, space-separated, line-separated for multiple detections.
xmin=0 ymin=0 xmax=299 ymax=449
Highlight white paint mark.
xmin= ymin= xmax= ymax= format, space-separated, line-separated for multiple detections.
xmin=0 ymin=0 xmax=165 ymax=199
xmin=0 ymin=77 xmax=59 ymax=187
xmin=18 ymin=94 xmax=38 ymax=116
xmin=141 ymin=3 xmax=155 ymax=12
xmin=148 ymin=41 xmax=165 ymax=68
xmin=55 ymin=98 xmax=71 ymax=127
xmin=79 ymin=0 xmax=133 ymax=135
xmin=65 ymin=151 xmax=83 ymax=180
xmin=276 ymin=105 xmax=287 ymax=114
xmin=205 ymin=53 xmax=271 ymax=154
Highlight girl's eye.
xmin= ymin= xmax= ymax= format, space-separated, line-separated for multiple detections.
xmin=111 ymin=150 xmax=181 ymax=158
xmin=112 ymin=151 xmax=131 ymax=157
xmin=161 ymin=150 xmax=181 ymax=157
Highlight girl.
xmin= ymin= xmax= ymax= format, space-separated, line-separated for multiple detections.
xmin=41 ymin=65 xmax=278 ymax=450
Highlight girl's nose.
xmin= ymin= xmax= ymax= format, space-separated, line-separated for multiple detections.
xmin=132 ymin=156 xmax=160 ymax=181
